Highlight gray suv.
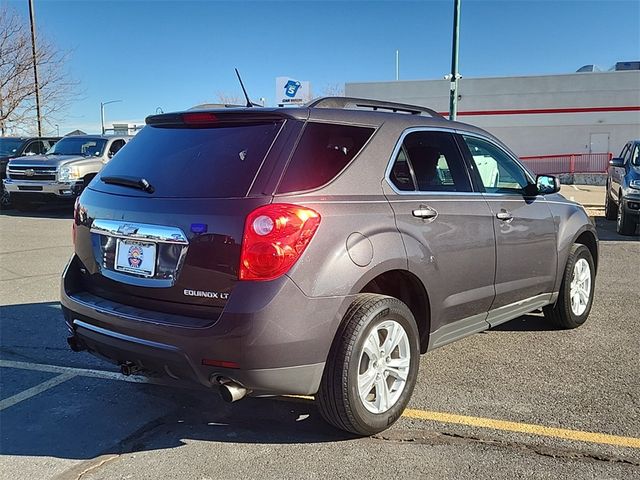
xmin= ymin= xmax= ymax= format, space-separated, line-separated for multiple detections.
xmin=62 ymin=98 xmax=598 ymax=435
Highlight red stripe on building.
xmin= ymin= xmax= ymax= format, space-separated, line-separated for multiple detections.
xmin=437 ymin=105 xmax=640 ymax=117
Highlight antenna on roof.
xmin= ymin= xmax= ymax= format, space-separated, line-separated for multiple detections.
xmin=235 ymin=68 xmax=259 ymax=108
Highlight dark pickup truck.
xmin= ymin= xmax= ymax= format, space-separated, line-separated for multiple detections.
xmin=0 ymin=136 xmax=60 ymax=207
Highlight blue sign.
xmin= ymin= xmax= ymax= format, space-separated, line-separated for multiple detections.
xmin=284 ymin=80 xmax=302 ymax=98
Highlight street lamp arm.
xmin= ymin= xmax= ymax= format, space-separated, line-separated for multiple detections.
xmin=100 ymin=99 xmax=123 ymax=135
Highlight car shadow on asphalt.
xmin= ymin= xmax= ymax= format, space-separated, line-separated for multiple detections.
xmin=490 ymin=313 xmax=556 ymax=332
xmin=593 ymin=215 xmax=639 ymax=240
xmin=0 ymin=204 xmax=73 ymax=219
xmin=0 ymin=302 xmax=354 ymax=461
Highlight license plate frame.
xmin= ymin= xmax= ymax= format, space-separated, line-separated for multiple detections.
xmin=114 ymin=239 xmax=157 ymax=277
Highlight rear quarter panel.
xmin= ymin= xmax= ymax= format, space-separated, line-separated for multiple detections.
xmin=278 ymin=194 xmax=406 ymax=298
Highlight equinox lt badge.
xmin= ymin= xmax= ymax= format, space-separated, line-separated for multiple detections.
xmin=183 ymin=289 xmax=229 ymax=300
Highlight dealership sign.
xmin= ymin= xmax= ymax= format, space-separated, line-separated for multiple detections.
xmin=276 ymin=77 xmax=311 ymax=106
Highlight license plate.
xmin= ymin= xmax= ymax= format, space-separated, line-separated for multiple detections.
xmin=114 ymin=239 xmax=157 ymax=277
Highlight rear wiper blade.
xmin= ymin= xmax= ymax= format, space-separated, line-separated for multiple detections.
xmin=101 ymin=175 xmax=155 ymax=194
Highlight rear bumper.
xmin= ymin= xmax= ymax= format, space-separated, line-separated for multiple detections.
xmin=61 ymin=256 xmax=350 ymax=395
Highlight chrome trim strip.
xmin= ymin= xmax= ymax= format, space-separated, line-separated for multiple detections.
xmin=73 ymin=319 xmax=179 ymax=351
xmin=90 ymin=219 xmax=189 ymax=245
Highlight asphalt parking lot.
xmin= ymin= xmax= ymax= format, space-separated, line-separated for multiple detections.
xmin=0 ymin=204 xmax=638 ymax=480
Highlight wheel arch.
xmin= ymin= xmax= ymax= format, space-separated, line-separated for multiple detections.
xmin=574 ymin=229 xmax=599 ymax=271
xmin=358 ymin=269 xmax=431 ymax=353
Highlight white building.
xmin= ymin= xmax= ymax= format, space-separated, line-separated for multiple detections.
xmin=346 ymin=70 xmax=640 ymax=159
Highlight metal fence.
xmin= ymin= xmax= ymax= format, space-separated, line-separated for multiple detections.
xmin=519 ymin=153 xmax=612 ymax=175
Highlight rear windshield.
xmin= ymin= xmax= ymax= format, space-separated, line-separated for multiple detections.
xmin=277 ymin=122 xmax=374 ymax=193
xmin=95 ymin=122 xmax=282 ymax=198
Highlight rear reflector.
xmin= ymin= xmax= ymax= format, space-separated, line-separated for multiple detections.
xmin=202 ymin=359 xmax=240 ymax=369
xmin=239 ymin=203 xmax=321 ymax=281
xmin=182 ymin=112 xmax=218 ymax=124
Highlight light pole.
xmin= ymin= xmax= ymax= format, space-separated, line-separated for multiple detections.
xmin=100 ymin=100 xmax=122 ymax=134
xmin=449 ymin=0 xmax=461 ymax=121
xmin=28 ymin=0 xmax=42 ymax=136
xmin=55 ymin=124 xmax=59 ymax=136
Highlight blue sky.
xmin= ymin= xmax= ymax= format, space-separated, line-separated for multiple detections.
xmin=7 ymin=0 xmax=640 ymax=134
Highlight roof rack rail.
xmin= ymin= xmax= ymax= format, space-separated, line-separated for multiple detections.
xmin=306 ymin=96 xmax=443 ymax=118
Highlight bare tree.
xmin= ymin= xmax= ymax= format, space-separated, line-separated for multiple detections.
xmin=215 ymin=92 xmax=243 ymax=106
xmin=320 ymin=83 xmax=345 ymax=97
xmin=0 ymin=5 xmax=78 ymax=136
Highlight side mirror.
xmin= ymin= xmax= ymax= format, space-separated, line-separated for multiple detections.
xmin=107 ymin=151 xmax=114 ymax=158
xmin=609 ymin=157 xmax=625 ymax=168
xmin=536 ymin=174 xmax=561 ymax=195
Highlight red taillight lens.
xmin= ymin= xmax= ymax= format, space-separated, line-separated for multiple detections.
xmin=182 ymin=112 xmax=218 ymax=124
xmin=239 ymin=203 xmax=321 ymax=281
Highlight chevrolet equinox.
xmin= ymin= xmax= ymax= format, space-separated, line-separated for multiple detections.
xmin=62 ymin=97 xmax=598 ymax=435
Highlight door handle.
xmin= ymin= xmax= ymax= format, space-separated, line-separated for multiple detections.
xmin=496 ymin=211 xmax=513 ymax=222
xmin=412 ymin=207 xmax=438 ymax=219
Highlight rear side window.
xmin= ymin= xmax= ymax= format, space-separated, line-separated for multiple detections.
xmin=277 ymin=122 xmax=374 ymax=193
xmin=96 ymin=122 xmax=282 ymax=198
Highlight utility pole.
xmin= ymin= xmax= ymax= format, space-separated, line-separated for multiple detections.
xmin=28 ymin=0 xmax=42 ymax=136
xmin=396 ymin=50 xmax=399 ymax=81
xmin=449 ymin=0 xmax=461 ymax=121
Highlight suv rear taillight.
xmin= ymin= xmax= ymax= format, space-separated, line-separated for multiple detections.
xmin=239 ymin=204 xmax=321 ymax=281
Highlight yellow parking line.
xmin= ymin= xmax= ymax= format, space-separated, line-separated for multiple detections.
xmin=402 ymin=409 xmax=640 ymax=449
xmin=287 ymin=396 xmax=640 ymax=449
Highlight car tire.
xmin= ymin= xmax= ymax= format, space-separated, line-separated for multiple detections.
xmin=0 ymin=185 xmax=11 ymax=210
xmin=604 ymin=185 xmax=617 ymax=220
xmin=543 ymin=244 xmax=595 ymax=329
xmin=616 ymin=196 xmax=637 ymax=236
xmin=316 ymin=293 xmax=420 ymax=436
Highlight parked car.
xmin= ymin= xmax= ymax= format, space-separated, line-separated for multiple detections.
xmin=0 ymin=136 xmax=60 ymax=207
xmin=62 ymin=98 xmax=598 ymax=435
xmin=3 ymin=134 xmax=130 ymax=211
xmin=605 ymin=139 xmax=640 ymax=235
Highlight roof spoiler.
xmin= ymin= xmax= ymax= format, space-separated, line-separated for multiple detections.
xmin=307 ymin=96 xmax=443 ymax=118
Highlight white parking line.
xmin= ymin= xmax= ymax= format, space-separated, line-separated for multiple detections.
xmin=0 ymin=359 xmax=156 ymax=384
xmin=0 ymin=373 xmax=76 ymax=411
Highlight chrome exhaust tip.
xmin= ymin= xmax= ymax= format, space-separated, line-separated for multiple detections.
xmin=218 ymin=380 xmax=248 ymax=403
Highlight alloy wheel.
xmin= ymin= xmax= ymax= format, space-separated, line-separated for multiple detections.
xmin=570 ymin=258 xmax=591 ymax=316
xmin=357 ymin=320 xmax=411 ymax=414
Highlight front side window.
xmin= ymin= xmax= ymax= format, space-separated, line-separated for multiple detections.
xmin=108 ymin=139 xmax=126 ymax=157
xmin=389 ymin=130 xmax=471 ymax=193
xmin=24 ymin=141 xmax=45 ymax=155
xmin=462 ymin=136 xmax=530 ymax=194
xmin=631 ymin=144 xmax=640 ymax=167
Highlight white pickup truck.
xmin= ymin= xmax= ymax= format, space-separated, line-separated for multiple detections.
xmin=4 ymin=134 xmax=131 ymax=211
